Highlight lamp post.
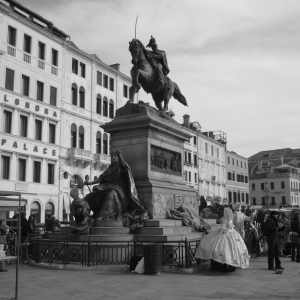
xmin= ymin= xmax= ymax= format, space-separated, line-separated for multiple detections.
xmin=264 ymin=181 xmax=269 ymax=209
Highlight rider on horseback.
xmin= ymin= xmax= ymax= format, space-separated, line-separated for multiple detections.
xmin=145 ymin=36 xmax=170 ymax=92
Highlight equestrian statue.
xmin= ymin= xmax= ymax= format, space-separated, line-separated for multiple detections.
xmin=128 ymin=36 xmax=188 ymax=113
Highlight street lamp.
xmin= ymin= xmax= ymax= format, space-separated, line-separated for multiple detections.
xmin=264 ymin=181 xmax=269 ymax=209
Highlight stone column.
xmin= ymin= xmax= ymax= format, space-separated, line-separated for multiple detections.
xmin=12 ymin=109 xmax=19 ymax=135
xmin=41 ymin=158 xmax=47 ymax=184
xmin=27 ymin=155 xmax=33 ymax=182
xmin=10 ymin=152 xmax=17 ymax=180
xmin=42 ymin=117 xmax=48 ymax=143
xmin=28 ymin=113 xmax=34 ymax=139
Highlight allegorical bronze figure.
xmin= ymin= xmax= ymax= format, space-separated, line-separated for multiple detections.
xmin=128 ymin=36 xmax=188 ymax=113
xmin=70 ymin=149 xmax=146 ymax=233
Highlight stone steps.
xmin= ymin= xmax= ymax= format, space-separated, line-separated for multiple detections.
xmin=90 ymin=227 xmax=131 ymax=235
xmin=93 ymin=220 xmax=124 ymax=227
xmin=144 ymin=219 xmax=183 ymax=227
xmin=135 ymin=231 xmax=205 ymax=242
xmin=202 ymin=218 xmax=218 ymax=225
xmin=136 ymin=226 xmax=192 ymax=235
xmin=76 ymin=234 xmax=134 ymax=242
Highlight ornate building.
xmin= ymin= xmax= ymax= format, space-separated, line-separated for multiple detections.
xmin=225 ymin=150 xmax=249 ymax=205
xmin=182 ymin=115 xmax=227 ymax=204
xmin=0 ymin=0 xmax=133 ymax=222
xmin=249 ymin=148 xmax=300 ymax=208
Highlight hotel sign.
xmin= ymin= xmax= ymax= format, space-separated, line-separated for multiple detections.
xmin=1 ymin=138 xmax=57 ymax=157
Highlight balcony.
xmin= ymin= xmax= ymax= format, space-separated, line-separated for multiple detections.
xmin=94 ymin=153 xmax=111 ymax=165
xmin=51 ymin=66 xmax=58 ymax=75
xmin=23 ymin=53 xmax=31 ymax=64
xmin=69 ymin=148 xmax=93 ymax=167
xmin=7 ymin=45 xmax=16 ymax=57
xmin=38 ymin=60 xmax=45 ymax=70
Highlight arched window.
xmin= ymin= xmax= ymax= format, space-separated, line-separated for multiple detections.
xmin=71 ymin=174 xmax=83 ymax=188
xmin=72 ymin=83 xmax=77 ymax=105
xmin=103 ymin=97 xmax=108 ymax=117
xmin=96 ymin=94 xmax=102 ymax=114
xmin=79 ymin=86 xmax=85 ymax=108
xmin=71 ymin=124 xmax=77 ymax=148
xmin=30 ymin=201 xmax=41 ymax=223
xmin=45 ymin=202 xmax=55 ymax=219
xmin=96 ymin=131 xmax=101 ymax=153
xmin=79 ymin=126 xmax=84 ymax=149
xmin=103 ymin=133 xmax=108 ymax=154
xmin=109 ymin=99 xmax=114 ymax=118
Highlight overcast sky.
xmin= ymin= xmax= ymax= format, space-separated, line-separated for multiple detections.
xmin=20 ymin=0 xmax=300 ymax=158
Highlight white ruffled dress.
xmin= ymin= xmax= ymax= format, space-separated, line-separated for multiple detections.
xmin=195 ymin=208 xmax=250 ymax=268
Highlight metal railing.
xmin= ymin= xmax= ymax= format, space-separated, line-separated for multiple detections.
xmin=51 ymin=66 xmax=58 ymax=75
xmin=38 ymin=60 xmax=45 ymax=70
xmin=7 ymin=45 xmax=16 ymax=56
xmin=30 ymin=237 xmax=204 ymax=268
xmin=23 ymin=53 xmax=31 ymax=64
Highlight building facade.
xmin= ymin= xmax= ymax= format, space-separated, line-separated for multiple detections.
xmin=0 ymin=0 xmax=133 ymax=222
xmin=182 ymin=115 xmax=227 ymax=204
xmin=225 ymin=150 xmax=249 ymax=205
xmin=249 ymin=162 xmax=300 ymax=208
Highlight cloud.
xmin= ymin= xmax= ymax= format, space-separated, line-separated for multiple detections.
xmin=19 ymin=0 xmax=300 ymax=158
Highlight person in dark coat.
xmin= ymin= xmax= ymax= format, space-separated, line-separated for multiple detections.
xmin=20 ymin=212 xmax=30 ymax=242
xmin=265 ymin=211 xmax=286 ymax=270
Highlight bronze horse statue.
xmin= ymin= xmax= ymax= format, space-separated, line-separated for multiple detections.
xmin=128 ymin=39 xmax=188 ymax=112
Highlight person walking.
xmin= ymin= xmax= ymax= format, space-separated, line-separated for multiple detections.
xmin=264 ymin=211 xmax=286 ymax=270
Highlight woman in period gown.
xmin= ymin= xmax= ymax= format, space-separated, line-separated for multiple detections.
xmin=195 ymin=207 xmax=250 ymax=270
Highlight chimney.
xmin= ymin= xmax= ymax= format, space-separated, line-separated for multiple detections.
xmin=183 ymin=114 xmax=190 ymax=127
xmin=110 ymin=63 xmax=120 ymax=72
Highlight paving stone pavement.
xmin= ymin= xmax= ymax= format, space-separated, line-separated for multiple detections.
xmin=0 ymin=256 xmax=299 ymax=300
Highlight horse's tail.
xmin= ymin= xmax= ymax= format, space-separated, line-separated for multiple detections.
xmin=173 ymin=82 xmax=188 ymax=107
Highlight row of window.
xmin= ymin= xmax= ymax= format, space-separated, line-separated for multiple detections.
xmin=228 ymin=191 xmax=249 ymax=203
xmin=184 ymin=151 xmax=197 ymax=166
xmin=94 ymin=69 xmax=114 ymax=91
xmin=5 ymin=68 xmax=57 ymax=105
xmin=184 ymin=171 xmax=197 ymax=183
xmin=204 ymin=143 xmax=220 ymax=158
xmin=1 ymin=155 xmax=55 ymax=184
xmin=71 ymin=87 xmax=114 ymax=118
xmin=70 ymin=124 xmax=109 ymax=154
xmin=4 ymin=110 xmax=56 ymax=143
xmin=30 ymin=201 xmax=55 ymax=224
xmin=252 ymin=196 xmax=286 ymax=206
xmin=227 ymin=157 xmax=247 ymax=169
xmin=7 ymin=25 xmax=59 ymax=67
xmin=227 ymin=172 xmax=248 ymax=183
xmin=252 ymin=182 xmax=287 ymax=191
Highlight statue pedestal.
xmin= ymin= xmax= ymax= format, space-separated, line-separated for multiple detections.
xmin=102 ymin=102 xmax=198 ymax=219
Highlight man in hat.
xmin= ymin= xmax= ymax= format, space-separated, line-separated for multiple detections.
xmin=264 ymin=211 xmax=286 ymax=270
xmin=145 ymin=36 xmax=170 ymax=92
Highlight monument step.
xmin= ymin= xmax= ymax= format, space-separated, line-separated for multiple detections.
xmin=75 ymin=234 xmax=135 ymax=242
xmin=93 ymin=220 xmax=124 ymax=227
xmin=210 ymin=224 xmax=221 ymax=230
xmin=89 ymin=227 xmax=131 ymax=235
xmin=202 ymin=218 xmax=218 ymax=225
xmin=136 ymin=226 xmax=192 ymax=235
xmin=135 ymin=232 xmax=205 ymax=242
xmin=60 ymin=227 xmax=72 ymax=234
xmin=144 ymin=219 xmax=183 ymax=227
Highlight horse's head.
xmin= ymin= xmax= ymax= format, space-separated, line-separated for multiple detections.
xmin=129 ymin=39 xmax=145 ymax=66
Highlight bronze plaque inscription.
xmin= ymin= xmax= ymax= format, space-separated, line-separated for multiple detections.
xmin=150 ymin=145 xmax=182 ymax=176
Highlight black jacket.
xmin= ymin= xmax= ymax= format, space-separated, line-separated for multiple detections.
xmin=265 ymin=216 xmax=285 ymax=241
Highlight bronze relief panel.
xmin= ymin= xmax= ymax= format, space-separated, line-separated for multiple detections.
xmin=150 ymin=145 xmax=182 ymax=176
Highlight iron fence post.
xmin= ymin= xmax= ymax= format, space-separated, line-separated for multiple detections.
xmin=185 ymin=238 xmax=189 ymax=268
xmin=87 ymin=238 xmax=91 ymax=267
xmin=133 ymin=236 xmax=136 ymax=256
